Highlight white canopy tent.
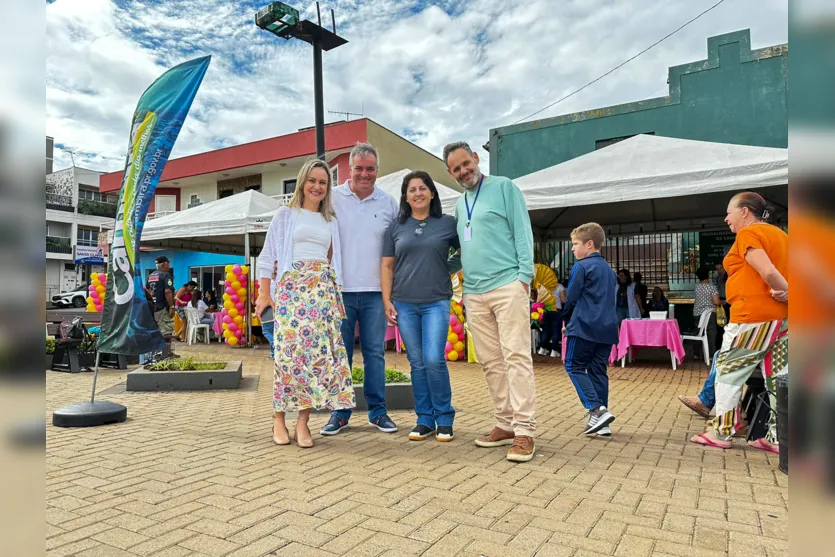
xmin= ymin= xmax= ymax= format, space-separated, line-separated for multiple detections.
xmin=373 ymin=169 xmax=461 ymax=215
xmin=139 ymin=189 xmax=281 ymax=255
xmin=513 ymin=134 xmax=788 ymax=239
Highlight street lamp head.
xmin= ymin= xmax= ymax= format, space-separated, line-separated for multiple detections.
xmin=255 ymin=2 xmax=300 ymax=39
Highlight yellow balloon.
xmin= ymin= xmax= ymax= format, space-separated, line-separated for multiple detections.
xmin=231 ymin=281 xmax=241 ymax=290
xmin=447 ymin=350 xmax=459 ymax=361
xmin=241 ymin=266 xmax=249 ymax=275
xmin=229 ymin=308 xmax=239 ymax=318
xmin=224 ymin=301 xmax=233 ymax=310
xmin=228 ymin=337 xmax=239 ymax=346
xmin=96 ymin=286 xmax=106 ymax=294
xmin=222 ymin=294 xmax=231 ymax=302
xmin=453 ymin=341 xmax=465 ymax=352
xmin=233 ymin=316 xmax=243 ymax=325
xmin=225 ymin=265 xmax=233 ymax=273
xmin=86 ymin=296 xmax=94 ymax=304
xmin=237 ymin=288 xmax=247 ymax=298
xmin=447 ymin=332 xmax=458 ymax=344
xmin=226 ymin=272 xmax=236 ymax=282
xmin=86 ymin=305 xmax=96 ymax=312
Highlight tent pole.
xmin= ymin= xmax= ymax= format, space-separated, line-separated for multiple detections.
xmin=244 ymin=233 xmax=252 ymax=348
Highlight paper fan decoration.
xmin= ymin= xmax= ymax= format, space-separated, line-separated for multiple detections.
xmin=451 ymin=270 xmax=464 ymax=305
xmin=534 ymin=263 xmax=558 ymax=291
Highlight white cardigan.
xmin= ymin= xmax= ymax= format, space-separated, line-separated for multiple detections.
xmin=256 ymin=206 xmax=344 ymax=287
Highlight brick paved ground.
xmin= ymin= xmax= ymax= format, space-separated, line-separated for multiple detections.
xmin=47 ymin=343 xmax=788 ymax=557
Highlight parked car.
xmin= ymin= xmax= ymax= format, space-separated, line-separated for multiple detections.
xmin=52 ymin=287 xmax=88 ymax=308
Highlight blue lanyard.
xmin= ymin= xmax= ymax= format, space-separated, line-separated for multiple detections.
xmin=464 ymin=175 xmax=484 ymax=225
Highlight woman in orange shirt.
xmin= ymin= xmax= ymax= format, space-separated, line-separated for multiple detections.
xmin=691 ymin=192 xmax=788 ymax=454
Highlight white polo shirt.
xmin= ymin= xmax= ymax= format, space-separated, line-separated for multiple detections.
xmin=332 ymin=182 xmax=399 ymax=292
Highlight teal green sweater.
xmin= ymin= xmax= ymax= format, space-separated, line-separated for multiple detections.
xmin=454 ymin=175 xmax=534 ymax=294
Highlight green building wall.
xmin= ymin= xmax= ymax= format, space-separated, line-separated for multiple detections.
xmin=489 ymin=29 xmax=788 ymax=179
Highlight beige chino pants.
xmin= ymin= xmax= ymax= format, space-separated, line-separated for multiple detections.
xmin=464 ymin=280 xmax=536 ymax=436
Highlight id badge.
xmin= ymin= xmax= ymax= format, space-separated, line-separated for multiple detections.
xmin=464 ymin=225 xmax=472 ymax=242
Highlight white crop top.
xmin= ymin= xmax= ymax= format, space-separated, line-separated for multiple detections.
xmin=292 ymin=209 xmax=330 ymax=262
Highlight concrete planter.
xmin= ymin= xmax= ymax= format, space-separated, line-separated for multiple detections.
xmin=126 ymin=361 xmax=242 ymax=392
xmin=354 ymin=382 xmax=414 ymax=411
xmin=46 ymin=355 xmax=53 ymax=370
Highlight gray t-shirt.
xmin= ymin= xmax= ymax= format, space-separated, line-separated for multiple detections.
xmin=382 ymin=215 xmax=460 ymax=304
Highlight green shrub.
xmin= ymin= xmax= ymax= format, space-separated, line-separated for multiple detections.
xmin=147 ymin=357 xmax=225 ymax=371
xmin=46 ymin=337 xmax=55 ymax=355
xmin=351 ymin=367 xmax=410 ymax=384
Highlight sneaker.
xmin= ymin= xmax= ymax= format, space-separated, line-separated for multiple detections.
xmin=436 ymin=426 xmax=454 ymax=442
xmin=320 ymin=415 xmax=349 ymax=436
xmin=474 ymin=427 xmax=515 ymax=448
xmin=583 ymin=407 xmax=615 ymax=435
xmin=408 ymin=425 xmax=433 ymax=441
xmin=597 ymin=426 xmax=612 ymax=437
xmin=506 ymin=435 xmax=535 ymax=462
xmin=537 ymin=348 xmax=549 ymax=356
xmin=550 ymin=350 xmax=559 ymax=358
xmin=369 ymin=414 xmax=398 ymax=433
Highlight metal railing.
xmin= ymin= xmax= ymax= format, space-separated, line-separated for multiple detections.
xmin=271 ymin=193 xmax=294 ymax=206
xmin=46 ymin=236 xmax=72 ymax=254
xmin=46 ymin=192 xmax=74 ymax=212
xmin=147 ymin=211 xmax=176 ymax=220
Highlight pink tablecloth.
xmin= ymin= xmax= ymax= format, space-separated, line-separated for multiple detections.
xmin=614 ymin=319 xmax=686 ymax=365
xmin=560 ymin=319 xmax=686 ymax=366
xmin=212 ymin=312 xmax=224 ymax=337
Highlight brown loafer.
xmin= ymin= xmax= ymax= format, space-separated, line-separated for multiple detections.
xmin=506 ymin=435 xmax=535 ymax=462
xmin=677 ymin=395 xmax=711 ymax=419
xmin=474 ymin=427 xmax=515 ymax=448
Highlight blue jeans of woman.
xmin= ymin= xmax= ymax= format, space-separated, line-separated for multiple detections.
xmin=261 ymin=320 xmax=275 ymax=359
xmin=394 ymin=300 xmax=456 ymax=429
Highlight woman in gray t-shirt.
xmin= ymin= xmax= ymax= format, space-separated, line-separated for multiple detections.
xmin=382 ymin=171 xmax=460 ymax=442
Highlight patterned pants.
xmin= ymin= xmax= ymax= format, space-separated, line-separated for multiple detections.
xmin=714 ymin=319 xmax=788 ymax=442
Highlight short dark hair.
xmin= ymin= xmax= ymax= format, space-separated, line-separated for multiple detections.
xmin=696 ymin=266 xmax=711 ymax=281
xmin=634 ymin=272 xmax=643 ymax=283
xmin=185 ymin=281 xmax=198 ymax=288
xmin=442 ymin=141 xmax=473 ymax=166
xmin=398 ymin=171 xmax=443 ymax=224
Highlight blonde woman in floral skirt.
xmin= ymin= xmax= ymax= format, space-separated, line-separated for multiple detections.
xmin=255 ymin=159 xmax=355 ymax=448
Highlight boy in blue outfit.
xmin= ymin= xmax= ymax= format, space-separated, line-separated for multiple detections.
xmin=562 ymin=223 xmax=619 ymax=436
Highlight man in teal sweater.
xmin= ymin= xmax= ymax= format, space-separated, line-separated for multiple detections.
xmin=444 ymin=141 xmax=537 ymax=462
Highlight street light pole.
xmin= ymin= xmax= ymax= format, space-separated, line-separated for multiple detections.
xmin=256 ymin=2 xmax=347 ymax=161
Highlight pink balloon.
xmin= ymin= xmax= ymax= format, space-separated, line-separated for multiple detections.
xmin=91 ymin=292 xmax=101 ymax=300
xmin=445 ymin=342 xmax=453 ymax=353
xmin=449 ymin=315 xmax=458 ymax=326
xmin=234 ymin=329 xmax=242 ymax=338
xmin=235 ymin=302 xmax=245 ymax=311
xmin=95 ymin=305 xmax=103 ymax=312
xmin=232 ymin=264 xmax=242 ymax=274
xmin=453 ymin=324 xmax=463 ymax=335
xmin=225 ymin=287 xmax=235 ymax=296
xmin=230 ymin=294 xmax=240 ymax=303
xmin=222 ymin=315 xmax=232 ymax=324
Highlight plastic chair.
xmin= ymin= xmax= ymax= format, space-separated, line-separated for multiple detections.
xmin=185 ymin=307 xmax=210 ymax=345
xmin=681 ymin=310 xmax=711 ymax=366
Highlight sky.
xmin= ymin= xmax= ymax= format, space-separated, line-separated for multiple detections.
xmin=45 ymin=0 xmax=788 ymax=173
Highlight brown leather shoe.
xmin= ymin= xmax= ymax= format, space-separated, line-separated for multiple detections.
xmin=677 ymin=395 xmax=711 ymax=419
xmin=474 ymin=427 xmax=515 ymax=448
xmin=506 ymin=435 xmax=535 ymax=462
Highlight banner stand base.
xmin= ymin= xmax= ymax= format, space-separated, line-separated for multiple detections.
xmin=52 ymin=401 xmax=127 ymax=428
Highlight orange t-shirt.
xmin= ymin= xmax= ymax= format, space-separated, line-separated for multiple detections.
xmin=723 ymin=224 xmax=788 ymax=324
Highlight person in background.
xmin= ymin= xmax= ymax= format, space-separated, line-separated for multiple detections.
xmin=192 ymin=290 xmax=216 ymax=327
xmin=693 ymin=266 xmax=722 ymax=359
xmin=322 ymin=142 xmax=400 ymax=436
xmin=633 ymin=272 xmax=648 ymax=316
xmin=562 ymin=223 xmax=619 ymax=436
xmin=616 ymin=269 xmax=642 ymax=323
xmin=381 ymin=170 xmax=459 ymax=442
xmin=445 ymin=140 xmax=537 ymax=463
xmin=145 ymin=255 xmax=176 ymax=354
xmin=537 ymin=275 xmax=566 ymax=358
xmin=690 ymin=192 xmax=787 ymax=454
xmin=173 ymin=280 xmax=198 ymax=341
xmin=203 ymin=289 xmax=218 ymax=312
xmin=647 ymin=287 xmax=670 ymax=313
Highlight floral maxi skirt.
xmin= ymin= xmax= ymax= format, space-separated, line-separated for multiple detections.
xmin=273 ymin=261 xmax=356 ymax=412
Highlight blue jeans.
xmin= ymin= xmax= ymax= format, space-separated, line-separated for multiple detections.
xmin=540 ymin=310 xmax=563 ymax=351
xmin=698 ymin=359 xmax=717 ymax=409
xmin=333 ymin=292 xmax=387 ymax=422
xmin=261 ymin=320 xmax=275 ymax=359
xmin=564 ymin=336 xmax=612 ymax=410
xmin=394 ymin=300 xmax=456 ymax=429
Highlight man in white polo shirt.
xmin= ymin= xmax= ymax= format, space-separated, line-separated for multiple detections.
xmin=321 ymin=142 xmax=400 ymax=435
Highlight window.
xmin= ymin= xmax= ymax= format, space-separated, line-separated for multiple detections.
xmin=77 ymin=228 xmax=98 ymax=246
xmin=283 ymin=179 xmax=297 ymax=195
xmin=64 ymin=263 xmax=76 ymax=271
xmin=595 ymin=132 xmax=655 ymax=150
xmin=245 ymin=185 xmax=261 ymax=192
xmin=78 ymin=189 xmax=110 ymax=202
xmin=330 ymin=165 xmax=338 ymax=185
xmin=189 ymin=265 xmax=235 ymax=294
xmin=219 ymin=189 xmax=234 ymax=199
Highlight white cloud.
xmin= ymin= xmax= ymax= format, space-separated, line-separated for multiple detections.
xmin=46 ymin=0 xmax=788 ymax=172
